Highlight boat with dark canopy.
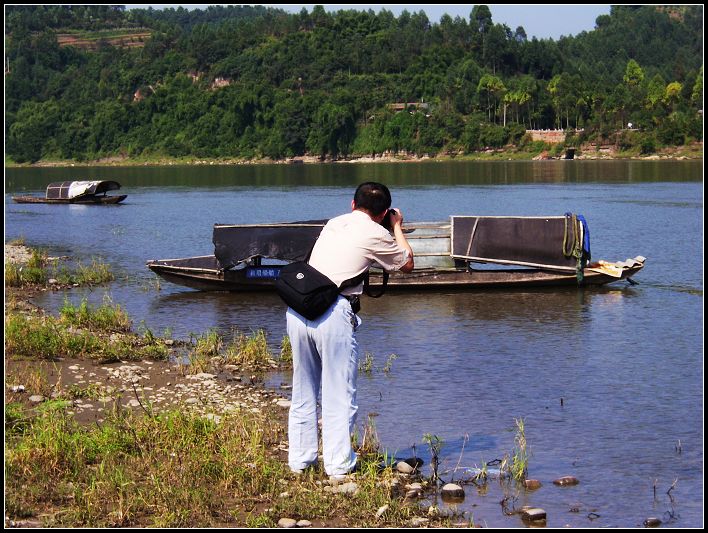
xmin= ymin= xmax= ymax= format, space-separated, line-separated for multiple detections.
xmin=12 ymin=180 xmax=127 ymax=204
xmin=147 ymin=214 xmax=645 ymax=292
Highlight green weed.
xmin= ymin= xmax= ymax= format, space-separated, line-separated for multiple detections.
xmin=383 ymin=353 xmax=398 ymax=374
xmin=509 ymin=418 xmax=529 ymax=481
xmin=423 ymin=433 xmax=444 ymax=483
xmin=4 ymin=245 xmax=113 ymax=287
xmin=279 ymin=334 xmax=292 ymax=365
xmin=223 ymin=329 xmax=273 ymax=368
xmin=60 ymin=297 xmax=132 ymax=333
xmin=5 ymin=405 xmax=287 ymax=527
xmin=359 ymin=351 xmax=374 ymax=374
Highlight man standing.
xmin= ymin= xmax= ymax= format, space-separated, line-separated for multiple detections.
xmin=286 ymin=182 xmax=414 ymax=479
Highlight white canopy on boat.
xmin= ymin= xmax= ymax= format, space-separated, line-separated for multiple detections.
xmin=46 ymin=180 xmax=121 ymax=200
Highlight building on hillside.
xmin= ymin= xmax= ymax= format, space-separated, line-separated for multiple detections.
xmin=387 ymin=102 xmax=430 ymax=113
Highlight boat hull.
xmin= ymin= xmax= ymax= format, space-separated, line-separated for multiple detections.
xmin=12 ymin=195 xmax=127 ymax=204
xmin=147 ymin=255 xmax=645 ymax=292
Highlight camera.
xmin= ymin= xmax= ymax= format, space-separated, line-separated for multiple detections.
xmin=380 ymin=208 xmax=397 ymax=231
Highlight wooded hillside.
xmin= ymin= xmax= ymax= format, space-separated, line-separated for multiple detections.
xmin=4 ymin=5 xmax=703 ymax=163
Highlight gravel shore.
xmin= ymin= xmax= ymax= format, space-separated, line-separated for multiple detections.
xmin=4 ymin=242 xmax=33 ymax=264
xmin=5 ymin=241 xmax=292 ymax=430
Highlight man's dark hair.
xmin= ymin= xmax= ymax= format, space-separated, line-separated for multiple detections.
xmin=353 ymin=182 xmax=392 ymax=216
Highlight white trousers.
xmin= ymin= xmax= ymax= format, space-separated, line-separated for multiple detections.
xmin=286 ymin=296 xmax=360 ymax=476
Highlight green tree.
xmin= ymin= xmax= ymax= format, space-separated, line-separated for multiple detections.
xmin=6 ymin=100 xmax=62 ymax=162
xmin=690 ymin=66 xmax=703 ymax=106
xmin=306 ymin=101 xmax=356 ymax=158
xmin=262 ymin=93 xmax=312 ymax=158
xmin=622 ymin=59 xmax=645 ymax=88
xmin=86 ymin=100 xmax=131 ymax=157
xmin=663 ymin=81 xmax=683 ymax=111
xmin=477 ymin=73 xmax=506 ymax=124
xmin=469 ymin=4 xmax=492 ymax=53
xmin=448 ymin=58 xmax=483 ymax=115
xmin=623 ymin=59 xmax=646 ymax=123
xmin=645 ymin=74 xmax=667 ymax=112
xmin=547 ymin=75 xmax=564 ymax=129
xmin=483 ymin=23 xmax=512 ymax=74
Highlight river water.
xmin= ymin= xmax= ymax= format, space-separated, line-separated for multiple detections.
xmin=5 ymin=160 xmax=703 ymax=527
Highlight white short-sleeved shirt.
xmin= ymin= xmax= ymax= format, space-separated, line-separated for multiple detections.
xmin=309 ymin=210 xmax=410 ymax=296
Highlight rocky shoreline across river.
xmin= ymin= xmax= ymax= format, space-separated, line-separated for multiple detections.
xmin=6 ymin=141 xmax=703 ymax=168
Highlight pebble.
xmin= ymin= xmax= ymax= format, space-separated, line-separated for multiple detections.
xmin=410 ymin=517 xmax=429 ymax=527
xmin=276 ymin=399 xmax=292 ymax=409
xmin=375 ymin=504 xmax=389 ymax=519
xmin=524 ymin=479 xmax=542 ymax=490
xmin=28 ymin=395 xmax=45 ymax=403
xmin=396 ymin=461 xmax=414 ymax=474
xmin=277 ymin=517 xmax=298 ymax=528
xmin=644 ymin=517 xmax=662 ymax=527
xmin=334 ymin=482 xmax=358 ymax=495
xmin=10 ymin=385 xmax=25 ymax=393
xmin=441 ymin=483 xmax=465 ymax=501
xmin=295 ymin=520 xmax=311 ymax=528
xmin=521 ymin=507 xmax=547 ymax=522
xmin=190 ymin=372 xmax=216 ymax=381
xmin=553 ymin=476 xmax=580 ymax=486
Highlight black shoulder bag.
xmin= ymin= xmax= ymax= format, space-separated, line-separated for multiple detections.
xmin=275 ymin=248 xmax=388 ymax=321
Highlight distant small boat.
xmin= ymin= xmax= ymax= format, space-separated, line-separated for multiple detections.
xmin=12 ymin=180 xmax=127 ymax=204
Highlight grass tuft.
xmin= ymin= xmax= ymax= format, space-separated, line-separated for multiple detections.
xmin=60 ymin=296 xmax=132 ymax=333
xmin=4 ymin=245 xmax=113 ymax=287
xmin=5 ymin=406 xmax=287 ymax=527
xmin=223 ymin=329 xmax=273 ymax=368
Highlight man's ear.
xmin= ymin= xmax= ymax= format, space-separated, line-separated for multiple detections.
xmin=351 ymin=200 xmax=356 ymax=211
xmin=372 ymin=210 xmax=387 ymax=224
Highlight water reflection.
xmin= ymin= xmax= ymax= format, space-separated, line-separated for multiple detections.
xmin=147 ymin=290 xmax=288 ymax=337
xmin=138 ymin=285 xmax=641 ymax=341
xmin=5 ymin=160 xmax=702 ymax=192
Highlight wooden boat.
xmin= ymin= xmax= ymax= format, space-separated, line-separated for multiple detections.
xmin=12 ymin=180 xmax=127 ymax=204
xmin=147 ymin=216 xmax=646 ymax=291
xmin=146 ymin=254 xmax=645 ymax=292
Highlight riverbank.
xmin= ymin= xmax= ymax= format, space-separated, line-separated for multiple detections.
xmin=5 ymin=141 xmax=702 ymax=168
xmin=4 ymin=243 xmax=468 ymax=528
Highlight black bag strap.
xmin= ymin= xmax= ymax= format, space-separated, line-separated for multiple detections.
xmin=363 ymin=270 xmax=389 ymax=298
xmin=305 ymin=240 xmax=389 ymax=298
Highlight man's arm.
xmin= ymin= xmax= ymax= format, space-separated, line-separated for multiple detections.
xmin=390 ymin=209 xmax=414 ymax=273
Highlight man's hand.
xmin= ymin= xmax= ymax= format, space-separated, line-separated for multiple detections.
xmin=389 ymin=208 xmax=404 ymax=228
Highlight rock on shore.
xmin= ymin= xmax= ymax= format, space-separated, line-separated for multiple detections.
xmin=5 ymin=243 xmax=33 ymax=264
